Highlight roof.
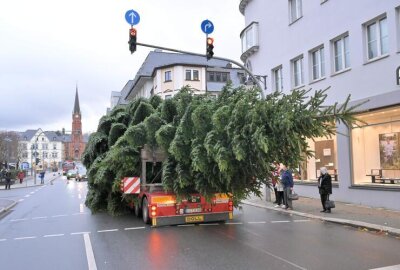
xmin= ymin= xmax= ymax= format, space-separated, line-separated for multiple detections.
xmin=19 ymin=129 xmax=72 ymax=143
xmin=73 ymin=86 xmax=81 ymax=115
xmin=125 ymin=50 xmax=237 ymax=100
xmin=118 ymin=80 xmax=134 ymax=105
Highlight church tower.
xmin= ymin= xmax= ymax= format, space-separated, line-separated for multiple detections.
xmin=71 ymin=86 xmax=84 ymax=160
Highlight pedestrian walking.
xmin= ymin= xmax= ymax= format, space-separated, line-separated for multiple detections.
xmin=17 ymin=171 xmax=25 ymax=184
xmin=5 ymin=169 xmax=11 ymax=190
xmin=318 ymin=167 xmax=332 ymax=213
xmin=280 ymin=164 xmax=294 ymax=210
xmin=39 ymin=171 xmax=45 ymax=184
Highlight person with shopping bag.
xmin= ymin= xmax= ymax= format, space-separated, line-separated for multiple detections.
xmin=280 ymin=164 xmax=294 ymax=210
xmin=318 ymin=167 xmax=333 ymax=213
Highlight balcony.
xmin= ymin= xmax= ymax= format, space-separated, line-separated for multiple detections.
xmin=239 ymin=0 xmax=252 ymax=15
xmin=240 ymin=21 xmax=259 ymax=62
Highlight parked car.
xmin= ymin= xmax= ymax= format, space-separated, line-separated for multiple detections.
xmin=76 ymin=167 xmax=87 ymax=181
xmin=66 ymin=169 xmax=78 ymax=180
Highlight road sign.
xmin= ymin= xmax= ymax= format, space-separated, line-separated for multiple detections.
xmin=201 ymin=20 xmax=214 ymax=34
xmin=125 ymin=9 xmax=140 ymax=26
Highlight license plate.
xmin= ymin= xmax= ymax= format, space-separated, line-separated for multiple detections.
xmin=185 ymin=215 xmax=204 ymax=223
xmin=185 ymin=208 xmax=202 ymax=214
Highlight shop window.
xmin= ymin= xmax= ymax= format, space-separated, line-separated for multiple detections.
xmin=301 ymin=136 xmax=338 ymax=182
xmin=351 ymin=106 xmax=400 ymax=186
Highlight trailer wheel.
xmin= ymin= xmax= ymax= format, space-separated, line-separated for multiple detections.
xmin=142 ymin=197 xmax=150 ymax=224
xmin=134 ymin=201 xmax=142 ymax=217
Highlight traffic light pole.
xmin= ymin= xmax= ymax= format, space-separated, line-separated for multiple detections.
xmin=135 ymin=42 xmax=265 ymax=99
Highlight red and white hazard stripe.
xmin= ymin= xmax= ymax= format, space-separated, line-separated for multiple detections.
xmin=123 ymin=177 xmax=141 ymax=194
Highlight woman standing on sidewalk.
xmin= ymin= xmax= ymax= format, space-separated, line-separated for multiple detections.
xmin=17 ymin=171 xmax=25 ymax=184
xmin=318 ymin=167 xmax=332 ymax=213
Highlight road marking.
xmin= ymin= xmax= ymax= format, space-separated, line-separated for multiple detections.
xmin=199 ymin=223 xmax=220 ymax=226
xmin=83 ymin=233 xmax=98 ymax=270
xmin=97 ymin=229 xmax=118 ymax=233
xmin=30 ymin=192 xmax=35 ymax=194
xmin=80 ymin=203 xmax=84 ymax=213
xmin=225 ymin=222 xmax=243 ymax=225
xmin=248 ymin=221 xmax=267 ymax=224
xmin=72 ymin=212 xmax=86 ymax=215
xmin=178 ymin=224 xmax=195 ymax=227
xmin=10 ymin=218 xmax=28 ymax=222
xmin=32 ymin=216 xmax=47 ymax=220
xmin=18 ymin=199 xmax=24 ymax=202
xmin=52 ymin=214 xmax=68 ymax=218
xmin=0 ymin=239 xmax=6 ymax=242
xmin=14 ymin=236 xmax=37 ymax=240
xmin=271 ymin=220 xmax=291 ymax=223
xmin=44 ymin=234 xmax=64 ymax=238
xmin=293 ymin=220 xmax=310 ymax=222
xmin=71 ymin=232 xmax=91 ymax=235
xmin=370 ymin=264 xmax=400 ymax=269
xmin=24 ymin=195 xmax=30 ymax=198
xmin=79 ymin=194 xmax=82 ymax=199
xmin=124 ymin=227 xmax=146 ymax=230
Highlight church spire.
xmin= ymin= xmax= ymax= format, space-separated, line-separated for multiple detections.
xmin=73 ymin=85 xmax=81 ymax=115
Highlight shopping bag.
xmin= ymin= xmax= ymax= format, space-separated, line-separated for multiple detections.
xmin=288 ymin=191 xmax=299 ymax=200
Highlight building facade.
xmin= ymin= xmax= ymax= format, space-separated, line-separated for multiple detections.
xmin=19 ymin=128 xmax=65 ymax=171
xmin=240 ymin=0 xmax=400 ymax=210
xmin=115 ymin=50 xmax=245 ymax=104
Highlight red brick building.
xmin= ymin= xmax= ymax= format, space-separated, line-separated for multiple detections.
xmin=65 ymin=88 xmax=86 ymax=160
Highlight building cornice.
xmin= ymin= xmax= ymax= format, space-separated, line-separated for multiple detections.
xmin=239 ymin=0 xmax=252 ymax=15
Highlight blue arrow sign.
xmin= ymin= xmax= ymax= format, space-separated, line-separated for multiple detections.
xmin=125 ymin=9 xmax=140 ymax=26
xmin=201 ymin=20 xmax=214 ymax=34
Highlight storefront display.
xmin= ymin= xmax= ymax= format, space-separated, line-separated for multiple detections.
xmin=351 ymin=106 xmax=400 ymax=186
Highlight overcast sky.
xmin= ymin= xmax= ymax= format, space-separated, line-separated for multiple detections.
xmin=0 ymin=0 xmax=243 ymax=134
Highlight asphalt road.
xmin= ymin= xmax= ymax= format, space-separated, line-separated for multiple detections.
xmin=0 ymin=176 xmax=399 ymax=270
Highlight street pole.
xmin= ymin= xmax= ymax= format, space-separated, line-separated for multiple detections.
xmin=135 ymin=42 xmax=265 ymax=99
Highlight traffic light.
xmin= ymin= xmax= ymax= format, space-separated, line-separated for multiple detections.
xmin=129 ymin=28 xmax=137 ymax=54
xmin=35 ymin=158 xmax=40 ymax=164
xmin=206 ymin=37 xmax=214 ymax=60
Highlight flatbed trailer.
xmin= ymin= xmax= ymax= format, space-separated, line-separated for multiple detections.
xmin=122 ymin=146 xmax=233 ymax=227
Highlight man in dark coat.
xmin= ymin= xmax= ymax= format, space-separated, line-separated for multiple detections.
xmin=318 ymin=167 xmax=332 ymax=213
xmin=5 ymin=169 xmax=12 ymax=190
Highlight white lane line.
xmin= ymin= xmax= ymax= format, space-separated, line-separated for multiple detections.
xmin=78 ymin=194 xmax=82 ymax=199
xmin=44 ymin=234 xmax=64 ymax=238
xmin=199 ymin=223 xmax=220 ymax=226
xmin=83 ymin=233 xmax=98 ymax=270
xmin=52 ymin=214 xmax=68 ymax=218
xmin=14 ymin=236 xmax=37 ymax=240
xmin=0 ymin=239 xmax=6 ymax=242
xmin=124 ymin=227 xmax=146 ymax=230
xmin=370 ymin=264 xmax=400 ymax=270
xmin=24 ymin=195 xmax=30 ymax=198
xmin=97 ymin=229 xmax=118 ymax=233
xmin=32 ymin=216 xmax=47 ymax=220
xmin=18 ymin=199 xmax=24 ymax=202
xmin=10 ymin=218 xmax=28 ymax=222
xmin=71 ymin=232 xmax=91 ymax=235
xmin=225 ymin=222 xmax=243 ymax=225
xmin=248 ymin=221 xmax=267 ymax=224
xmin=80 ymin=203 xmax=84 ymax=213
xmin=178 ymin=224 xmax=195 ymax=227
xmin=271 ymin=220 xmax=291 ymax=223
xmin=30 ymin=192 xmax=35 ymax=194
xmin=72 ymin=212 xmax=86 ymax=215
xmin=293 ymin=220 xmax=310 ymax=223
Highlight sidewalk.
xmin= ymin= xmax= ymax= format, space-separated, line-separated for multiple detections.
xmin=0 ymin=172 xmax=61 ymax=214
xmin=243 ymin=195 xmax=400 ymax=237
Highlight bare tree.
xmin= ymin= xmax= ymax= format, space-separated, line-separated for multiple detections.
xmin=0 ymin=131 xmax=20 ymax=169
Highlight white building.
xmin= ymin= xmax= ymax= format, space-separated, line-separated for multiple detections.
xmin=240 ymin=0 xmax=400 ymax=210
xmin=19 ymin=129 xmax=65 ymax=171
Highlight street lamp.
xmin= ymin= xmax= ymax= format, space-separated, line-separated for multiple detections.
xmin=4 ymin=137 xmax=12 ymax=170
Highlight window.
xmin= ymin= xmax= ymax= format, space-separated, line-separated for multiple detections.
xmin=52 ymin=152 xmax=58 ymax=158
xmin=292 ymin=56 xmax=304 ymax=88
xmin=207 ymin=72 xmax=230 ymax=82
xmin=397 ymin=67 xmax=400 ymax=85
xmin=351 ymin=106 xmax=400 ymax=186
xmin=22 ymin=143 xmax=27 ymax=150
xmin=185 ymin=69 xmax=199 ymax=81
xmin=22 ymin=152 xmax=28 ymax=158
xmin=42 ymin=143 xmax=48 ymax=150
xmin=289 ymin=0 xmax=302 ymax=23
xmin=238 ymin=73 xmax=247 ymax=84
xmin=333 ymin=35 xmax=350 ymax=72
xmin=272 ymin=66 xmax=283 ymax=91
xmin=311 ymin=47 xmax=325 ymax=81
xmin=165 ymin=95 xmax=172 ymax=100
xmin=164 ymin=71 xmax=172 ymax=82
xmin=53 ymin=144 xmax=57 ymax=150
xmin=43 ymin=152 xmax=48 ymax=159
xmin=366 ymin=17 xmax=388 ymax=60
xmin=240 ymin=22 xmax=259 ymax=53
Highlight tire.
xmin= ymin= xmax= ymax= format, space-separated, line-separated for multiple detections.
xmin=134 ymin=201 xmax=142 ymax=217
xmin=142 ymin=197 xmax=150 ymax=224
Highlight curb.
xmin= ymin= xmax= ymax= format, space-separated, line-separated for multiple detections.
xmin=0 ymin=200 xmax=18 ymax=214
xmin=242 ymin=200 xmax=400 ymax=237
